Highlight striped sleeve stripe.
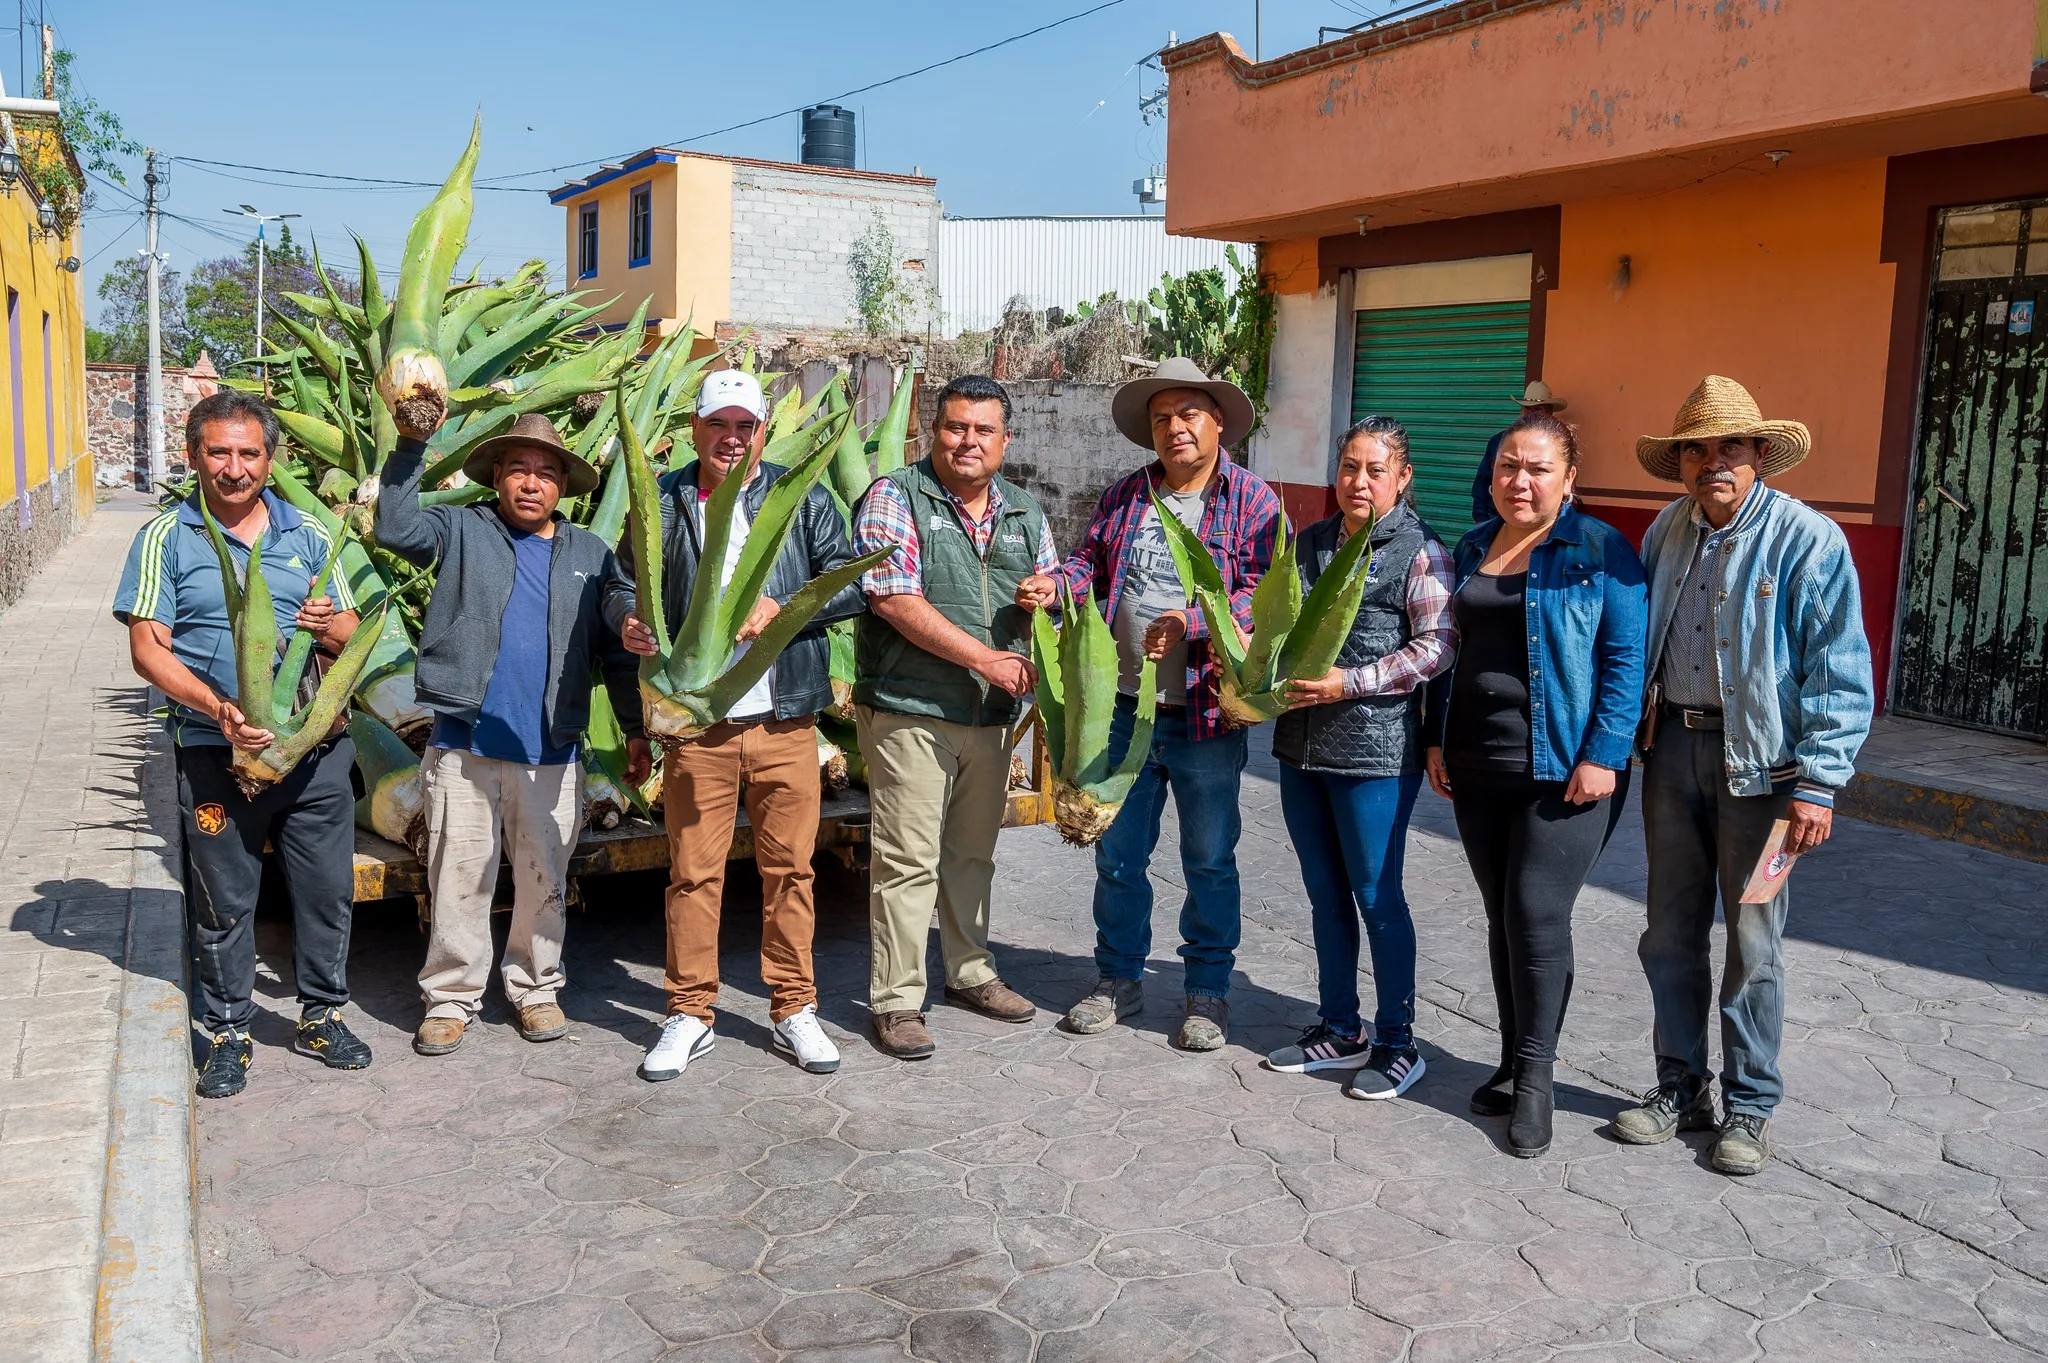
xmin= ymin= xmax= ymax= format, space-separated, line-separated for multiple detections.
xmin=305 ymin=522 xmax=358 ymax=613
xmin=128 ymin=512 xmax=180 ymax=621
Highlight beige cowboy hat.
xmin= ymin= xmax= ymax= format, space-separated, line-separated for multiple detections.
xmin=462 ymin=412 xmax=603 ymax=498
xmin=1635 ymin=375 xmax=1811 ymax=482
xmin=1111 ymin=356 xmax=1257 ymax=449
xmin=1514 ymin=379 xmax=1567 ymax=411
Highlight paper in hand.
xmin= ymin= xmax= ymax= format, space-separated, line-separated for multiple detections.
xmin=1740 ymin=818 xmax=1798 ymax=903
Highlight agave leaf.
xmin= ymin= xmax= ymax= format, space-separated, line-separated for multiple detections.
xmin=1060 ymin=587 xmax=1122 ymax=791
xmin=584 ymin=433 xmax=631 ymax=550
xmin=1272 ymin=506 xmax=1378 ymax=683
xmin=872 ymin=366 xmax=917 ymax=474
xmin=1031 ymin=597 xmax=1066 ymax=781
xmin=438 ymin=284 xmax=519 ymax=358
xmin=278 ymin=316 xmax=344 ymax=388
xmin=683 ymin=547 xmax=888 ymax=725
xmin=386 ymin=115 xmax=480 ymax=362
xmin=268 ymin=461 xmax=387 ymax=611
xmin=753 ymin=384 xmax=835 ymax=469
xmin=270 ymin=519 xmax=353 ymax=718
xmin=614 ymin=379 xmax=671 ymax=660
xmin=233 ymin=600 xmax=390 ymax=791
xmin=352 ymin=232 xmax=389 ymax=343
xmin=584 ymin=681 xmax=652 ymax=819
xmin=670 ymin=423 xmax=746 ymax=691
xmin=348 ymin=708 xmax=425 ymax=855
xmin=445 ymin=296 xmax=607 ymax=389
xmin=1238 ymin=512 xmax=1299 ymax=694
xmin=826 ymin=376 xmax=874 ymax=509
xmin=1148 ymin=483 xmax=1246 ymax=670
xmin=715 ymin=409 xmax=851 ymax=647
xmin=275 ymin=408 xmax=346 ymax=472
xmin=197 ymin=493 xmax=278 ymax=732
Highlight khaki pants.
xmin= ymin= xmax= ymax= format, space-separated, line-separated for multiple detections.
xmin=661 ymin=716 xmax=822 ymax=1024
xmin=419 ymin=747 xmax=581 ymax=1020
xmin=860 ymin=705 xmax=1008 ymax=1014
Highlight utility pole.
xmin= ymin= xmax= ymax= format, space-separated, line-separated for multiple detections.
xmin=143 ymin=149 xmax=166 ymax=491
xmin=1254 ymin=0 xmax=1262 ymax=61
xmin=222 ymin=204 xmax=299 ymax=378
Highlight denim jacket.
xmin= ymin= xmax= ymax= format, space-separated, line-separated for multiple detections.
xmin=1428 ymin=504 xmax=1648 ymax=781
xmin=1639 ymin=483 xmax=1872 ymax=805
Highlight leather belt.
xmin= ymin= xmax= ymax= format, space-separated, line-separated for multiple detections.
xmin=1660 ymin=702 xmax=1723 ymax=731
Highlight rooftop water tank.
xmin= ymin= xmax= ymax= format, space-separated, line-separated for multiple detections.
xmin=801 ymin=105 xmax=857 ymax=170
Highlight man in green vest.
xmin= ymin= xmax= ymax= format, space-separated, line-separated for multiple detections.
xmin=852 ymin=374 xmax=1062 ymax=1058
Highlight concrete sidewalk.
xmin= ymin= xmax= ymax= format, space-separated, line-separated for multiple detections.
xmin=0 ymin=492 xmax=202 ymax=1361
xmin=1842 ymin=714 xmax=2048 ymax=864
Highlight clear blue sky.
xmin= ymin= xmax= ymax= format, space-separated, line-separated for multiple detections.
xmin=55 ymin=0 xmax=1407 ymax=323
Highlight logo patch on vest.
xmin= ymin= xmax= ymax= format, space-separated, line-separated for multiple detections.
xmin=1001 ymin=533 xmax=1027 ymax=547
xmin=927 ymin=514 xmax=963 ymax=536
xmin=194 ymin=803 xmax=228 ymax=837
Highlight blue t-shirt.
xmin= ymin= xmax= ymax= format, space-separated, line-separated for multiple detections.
xmin=431 ymin=529 xmax=577 ymax=766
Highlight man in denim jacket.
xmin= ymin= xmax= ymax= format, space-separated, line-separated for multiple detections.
xmin=1613 ymin=376 xmax=1873 ymax=1175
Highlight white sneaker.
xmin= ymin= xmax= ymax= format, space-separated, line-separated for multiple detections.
xmin=639 ymin=1012 xmax=713 ymax=1082
xmin=772 ymin=1005 xmax=841 ymax=1074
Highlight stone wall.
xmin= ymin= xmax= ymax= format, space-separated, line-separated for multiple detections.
xmin=729 ymin=163 xmax=938 ymax=333
xmin=85 ymin=355 xmax=219 ymax=490
xmin=0 ymin=469 xmax=89 ymax=611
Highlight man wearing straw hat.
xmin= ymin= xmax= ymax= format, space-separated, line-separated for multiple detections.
xmin=1471 ymin=381 xmax=1569 ymax=522
xmin=1611 ymin=376 xmax=1872 ymax=1175
xmin=378 ymin=410 xmax=639 ymax=1058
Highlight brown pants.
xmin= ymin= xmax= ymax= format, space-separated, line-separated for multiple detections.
xmin=661 ymin=715 xmax=821 ymax=1024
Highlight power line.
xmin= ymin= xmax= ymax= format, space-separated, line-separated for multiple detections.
xmin=81 ymin=217 xmax=138 ymax=268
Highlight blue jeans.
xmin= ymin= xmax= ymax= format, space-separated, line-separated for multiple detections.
xmin=1092 ymin=695 xmax=1248 ymax=997
xmin=1279 ymin=764 xmax=1423 ymax=1047
xmin=1639 ymin=724 xmax=1792 ymax=1118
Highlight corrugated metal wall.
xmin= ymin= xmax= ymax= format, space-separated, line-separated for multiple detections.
xmin=937 ymin=217 xmax=1248 ymax=336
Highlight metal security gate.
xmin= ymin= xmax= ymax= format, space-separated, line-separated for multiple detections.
xmin=1352 ymin=301 xmax=1530 ymax=542
xmin=1895 ymin=199 xmax=2048 ymax=738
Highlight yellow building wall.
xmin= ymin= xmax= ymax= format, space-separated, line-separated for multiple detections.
xmin=0 ymin=167 xmax=90 ymax=511
xmin=561 ymin=155 xmax=733 ymax=337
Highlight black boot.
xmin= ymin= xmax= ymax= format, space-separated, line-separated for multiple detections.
xmin=1508 ymin=1059 xmax=1554 ymax=1158
xmin=1470 ymin=1038 xmax=1514 ymax=1116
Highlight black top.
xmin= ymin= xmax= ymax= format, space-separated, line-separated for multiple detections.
xmin=1445 ymin=570 xmax=1531 ymax=773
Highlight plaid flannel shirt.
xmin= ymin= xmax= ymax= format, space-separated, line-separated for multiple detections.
xmin=1339 ymin=537 xmax=1458 ymax=700
xmin=1053 ymin=459 xmax=1283 ymax=740
xmin=854 ymin=476 xmax=1060 ymax=598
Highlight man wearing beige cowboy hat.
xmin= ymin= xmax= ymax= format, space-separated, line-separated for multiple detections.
xmin=1015 ymin=357 xmax=1282 ymax=1050
xmin=376 ymin=406 xmax=640 ymax=1056
xmin=1610 ymin=375 xmax=1872 ymax=1175
xmin=1471 ymin=380 xmax=1568 ymax=522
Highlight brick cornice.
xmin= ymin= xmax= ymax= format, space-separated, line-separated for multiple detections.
xmin=1162 ymin=0 xmax=1555 ymax=87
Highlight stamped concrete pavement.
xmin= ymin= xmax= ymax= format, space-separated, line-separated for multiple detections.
xmin=184 ymin=732 xmax=2048 ymax=1362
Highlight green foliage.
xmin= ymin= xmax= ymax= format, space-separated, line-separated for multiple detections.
xmin=1144 ymin=244 xmax=1276 ymax=438
xmin=847 ymin=211 xmax=930 ymax=336
xmin=51 ymin=50 xmax=141 ymax=182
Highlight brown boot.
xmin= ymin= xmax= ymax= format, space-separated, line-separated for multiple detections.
xmin=873 ymin=1010 xmax=936 ymax=1059
xmin=414 ymin=1016 xmax=466 ymax=1056
xmin=516 ymin=1002 xmax=568 ymax=1043
xmin=945 ymin=978 xmax=1036 ymax=1023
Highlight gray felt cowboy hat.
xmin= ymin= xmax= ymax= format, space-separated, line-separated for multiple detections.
xmin=1636 ymin=375 xmax=1811 ymax=483
xmin=462 ymin=412 xmax=602 ymax=497
xmin=1111 ymin=357 xmax=1258 ymax=448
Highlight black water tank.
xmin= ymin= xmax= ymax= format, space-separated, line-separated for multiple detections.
xmin=801 ymin=105 xmax=856 ymax=170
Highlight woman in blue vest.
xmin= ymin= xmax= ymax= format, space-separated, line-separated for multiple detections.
xmin=1264 ymin=417 xmax=1457 ymax=1101
xmin=1425 ymin=410 xmax=1646 ymax=1158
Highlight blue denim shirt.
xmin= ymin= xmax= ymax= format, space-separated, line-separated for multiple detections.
xmin=1640 ymin=483 xmax=1872 ymax=805
xmin=1431 ymin=504 xmax=1648 ymax=781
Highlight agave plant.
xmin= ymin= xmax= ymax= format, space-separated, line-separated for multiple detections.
xmin=619 ymin=380 xmax=890 ymax=742
xmin=375 ymin=117 xmax=479 ymax=438
xmin=1152 ymin=490 xmax=1378 ymax=727
xmin=349 ymin=709 xmax=425 ymax=856
xmin=1032 ymin=585 xmax=1158 ymax=846
xmin=198 ymin=499 xmax=390 ymax=795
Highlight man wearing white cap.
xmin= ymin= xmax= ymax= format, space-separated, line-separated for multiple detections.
xmin=618 ymin=369 xmax=866 ymax=1079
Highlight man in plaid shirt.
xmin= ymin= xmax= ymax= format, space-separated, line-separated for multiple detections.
xmin=1016 ymin=358 xmax=1282 ymax=1051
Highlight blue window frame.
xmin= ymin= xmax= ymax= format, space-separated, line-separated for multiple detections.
xmin=577 ymin=203 xmax=599 ymax=279
xmin=628 ymin=183 xmax=652 ymax=268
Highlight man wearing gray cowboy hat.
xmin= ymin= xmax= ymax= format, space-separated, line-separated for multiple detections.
xmin=1017 ymin=357 xmax=1282 ymax=1051
xmin=377 ymin=406 xmax=640 ymax=1057
xmin=1471 ymin=380 xmax=1568 ymax=523
xmin=1611 ymin=375 xmax=1872 ymax=1175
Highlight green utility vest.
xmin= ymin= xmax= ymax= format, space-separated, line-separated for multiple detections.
xmin=855 ymin=459 xmax=1048 ymax=728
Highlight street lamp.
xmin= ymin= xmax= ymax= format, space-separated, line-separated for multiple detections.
xmin=222 ymin=203 xmax=301 ymax=371
xmin=0 ymin=144 xmax=17 ymax=195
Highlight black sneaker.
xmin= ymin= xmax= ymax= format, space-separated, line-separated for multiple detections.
xmin=196 ymin=1030 xmax=251 ymax=1099
xmin=1345 ymin=1045 xmax=1426 ymax=1101
xmin=1264 ymin=1022 xmax=1372 ymax=1074
xmin=294 ymin=1007 xmax=373 ymax=1070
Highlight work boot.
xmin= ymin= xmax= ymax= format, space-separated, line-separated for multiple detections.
xmin=1611 ymin=1080 xmax=1716 ymax=1145
xmin=413 ymin=1016 xmax=467 ymax=1056
xmin=1711 ymin=1113 xmax=1772 ymax=1176
xmin=873 ymin=1010 xmax=936 ymax=1059
xmin=1507 ymin=1058 xmax=1554 ymax=1159
xmin=1065 ymin=977 xmax=1142 ymax=1035
xmin=945 ymin=978 xmax=1036 ymax=1023
xmin=516 ymin=1001 xmax=569 ymax=1043
xmin=1177 ymin=995 xmax=1228 ymax=1052
xmin=294 ymin=1007 xmax=372 ymax=1070
xmin=196 ymin=1030 xmax=252 ymax=1099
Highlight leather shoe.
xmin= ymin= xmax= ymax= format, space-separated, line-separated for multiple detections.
xmin=516 ymin=1002 xmax=568 ymax=1043
xmin=414 ymin=1016 xmax=466 ymax=1056
xmin=873 ymin=1010 xmax=936 ymax=1059
xmin=945 ymin=978 xmax=1036 ymax=1022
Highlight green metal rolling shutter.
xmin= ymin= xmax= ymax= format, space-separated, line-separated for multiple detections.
xmin=1352 ymin=301 xmax=1531 ymax=543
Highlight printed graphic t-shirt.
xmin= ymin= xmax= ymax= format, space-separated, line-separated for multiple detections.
xmin=1112 ymin=486 xmax=1206 ymax=705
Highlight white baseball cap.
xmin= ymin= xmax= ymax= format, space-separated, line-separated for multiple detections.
xmin=696 ymin=369 xmax=767 ymax=422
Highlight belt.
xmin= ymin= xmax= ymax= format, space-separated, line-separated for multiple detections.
xmin=1660 ymin=702 xmax=1723 ymax=731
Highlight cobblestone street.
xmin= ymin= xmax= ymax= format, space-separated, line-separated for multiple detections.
xmin=181 ymin=732 xmax=2048 ymax=1363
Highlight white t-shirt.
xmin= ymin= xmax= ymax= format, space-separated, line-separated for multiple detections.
xmin=693 ymin=476 xmax=776 ymax=721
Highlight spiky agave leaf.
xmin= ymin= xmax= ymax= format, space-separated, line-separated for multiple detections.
xmin=376 ymin=116 xmax=481 ymax=435
xmin=1148 ymin=481 xmax=1254 ymax=724
xmin=349 ymin=708 xmax=425 ymax=856
xmin=1270 ymin=505 xmax=1380 ymax=688
xmin=270 ymin=518 xmax=354 ymax=718
xmin=196 ymin=493 xmax=277 ymax=733
xmin=1033 ymin=585 xmax=1156 ymax=846
xmin=871 ymin=365 xmax=917 ymax=475
xmin=231 ymin=599 xmax=391 ymax=794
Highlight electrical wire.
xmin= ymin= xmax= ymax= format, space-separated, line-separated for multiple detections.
xmin=81 ymin=216 xmax=137 ymax=268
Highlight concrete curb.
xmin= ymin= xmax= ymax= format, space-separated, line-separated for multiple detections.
xmin=94 ymin=720 xmax=205 ymax=1362
xmin=1839 ymin=770 xmax=2048 ymax=866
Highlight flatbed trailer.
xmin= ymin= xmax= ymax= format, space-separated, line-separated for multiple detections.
xmin=350 ymin=721 xmax=1056 ymax=913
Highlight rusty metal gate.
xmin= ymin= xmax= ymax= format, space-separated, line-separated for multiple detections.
xmin=1895 ymin=200 xmax=2048 ymax=738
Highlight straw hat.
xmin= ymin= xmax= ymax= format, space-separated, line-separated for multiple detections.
xmin=1514 ymin=379 xmax=1567 ymax=411
xmin=1111 ymin=357 xmax=1257 ymax=448
xmin=1635 ymin=375 xmax=1811 ymax=483
xmin=462 ymin=412 xmax=602 ymax=497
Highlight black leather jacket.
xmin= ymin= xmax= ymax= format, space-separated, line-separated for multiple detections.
xmin=603 ymin=458 xmax=866 ymax=726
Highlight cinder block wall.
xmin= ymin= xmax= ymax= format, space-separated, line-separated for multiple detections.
xmin=730 ymin=164 xmax=938 ymax=332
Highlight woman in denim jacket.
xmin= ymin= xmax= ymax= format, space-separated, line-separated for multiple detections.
xmin=1424 ymin=410 xmax=1647 ymax=1158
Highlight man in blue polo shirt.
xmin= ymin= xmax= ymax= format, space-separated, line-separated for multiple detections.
xmin=115 ymin=391 xmax=370 ymax=1100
